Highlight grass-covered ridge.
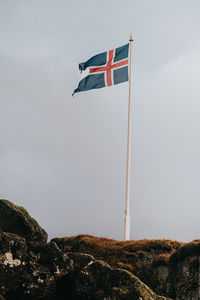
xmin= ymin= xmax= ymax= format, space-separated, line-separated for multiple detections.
xmin=51 ymin=234 xmax=183 ymax=270
xmin=52 ymin=235 xmax=200 ymax=271
xmin=51 ymin=235 xmax=200 ymax=299
xmin=52 ymin=234 xmax=182 ymax=251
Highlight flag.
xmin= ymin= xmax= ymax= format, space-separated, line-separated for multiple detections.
xmin=73 ymin=44 xmax=129 ymax=95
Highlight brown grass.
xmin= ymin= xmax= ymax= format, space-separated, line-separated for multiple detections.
xmin=170 ymin=240 xmax=200 ymax=263
xmin=52 ymin=234 xmax=183 ymax=269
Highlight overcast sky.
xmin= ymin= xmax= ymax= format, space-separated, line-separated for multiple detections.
xmin=0 ymin=0 xmax=200 ymax=242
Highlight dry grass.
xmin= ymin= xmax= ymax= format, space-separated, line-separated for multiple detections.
xmin=170 ymin=240 xmax=200 ymax=263
xmin=52 ymin=234 xmax=183 ymax=269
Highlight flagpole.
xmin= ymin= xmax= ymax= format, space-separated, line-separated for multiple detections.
xmin=124 ymin=33 xmax=133 ymax=241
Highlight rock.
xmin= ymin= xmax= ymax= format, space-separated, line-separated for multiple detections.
xmin=0 ymin=232 xmax=171 ymax=300
xmin=52 ymin=234 xmax=200 ymax=300
xmin=0 ymin=232 xmax=27 ymax=265
xmin=55 ymin=256 xmax=172 ymax=300
xmin=169 ymin=241 xmax=200 ymax=300
xmin=0 ymin=199 xmax=47 ymax=248
xmin=52 ymin=235 xmax=180 ymax=298
xmin=173 ymin=256 xmax=199 ymax=300
xmin=0 ymin=232 xmax=55 ymax=300
xmin=39 ymin=242 xmax=172 ymax=299
xmin=39 ymin=242 xmax=74 ymax=278
xmin=39 ymin=241 xmax=96 ymax=280
xmin=66 ymin=252 xmax=95 ymax=271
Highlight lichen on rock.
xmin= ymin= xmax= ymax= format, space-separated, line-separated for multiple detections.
xmin=0 ymin=231 xmax=55 ymax=300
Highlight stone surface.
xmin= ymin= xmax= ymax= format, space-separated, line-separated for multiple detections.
xmin=39 ymin=242 xmax=171 ymax=299
xmin=173 ymin=256 xmax=199 ymax=300
xmin=0 ymin=231 xmax=171 ymax=300
xmin=0 ymin=232 xmax=55 ymax=300
xmin=55 ymin=257 xmax=172 ymax=300
xmin=39 ymin=242 xmax=74 ymax=279
xmin=52 ymin=235 xmax=200 ymax=300
xmin=0 ymin=199 xmax=48 ymax=248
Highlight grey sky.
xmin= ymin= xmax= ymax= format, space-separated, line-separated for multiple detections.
xmin=0 ymin=0 xmax=200 ymax=241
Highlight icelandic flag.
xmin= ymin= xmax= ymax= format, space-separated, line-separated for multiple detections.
xmin=73 ymin=44 xmax=129 ymax=95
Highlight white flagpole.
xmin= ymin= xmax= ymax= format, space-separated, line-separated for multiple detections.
xmin=124 ymin=33 xmax=133 ymax=241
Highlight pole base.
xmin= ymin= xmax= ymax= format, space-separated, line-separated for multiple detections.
xmin=124 ymin=214 xmax=131 ymax=240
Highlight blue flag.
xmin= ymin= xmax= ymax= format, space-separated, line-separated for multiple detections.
xmin=73 ymin=44 xmax=129 ymax=95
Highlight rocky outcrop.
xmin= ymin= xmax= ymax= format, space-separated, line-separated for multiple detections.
xmin=40 ymin=242 xmax=172 ymax=299
xmin=55 ymin=256 xmax=172 ymax=300
xmin=0 ymin=199 xmax=199 ymax=299
xmin=169 ymin=242 xmax=200 ymax=300
xmin=0 ymin=232 xmax=171 ymax=300
xmin=0 ymin=232 xmax=55 ymax=299
xmin=0 ymin=199 xmax=47 ymax=248
xmin=52 ymin=235 xmax=200 ymax=300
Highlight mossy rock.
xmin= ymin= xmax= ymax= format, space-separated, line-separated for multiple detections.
xmin=0 ymin=231 xmax=55 ymax=300
xmin=39 ymin=242 xmax=76 ymax=278
xmin=0 ymin=231 xmax=27 ymax=258
xmin=52 ymin=235 xmax=180 ymax=298
xmin=0 ymin=199 xmax=47 ymax=248
xmin=55 ymin=256 xmax=173 ymax=300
